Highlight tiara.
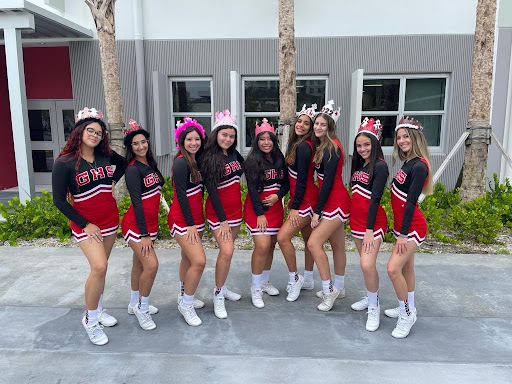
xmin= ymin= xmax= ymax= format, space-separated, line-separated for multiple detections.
xmin=123 ymin=118 xmax=144 ymax=136
xmin=175 ymin=117 xmax=206 ymax=150
xmin=75 ymin=107 xmax=103 ymax=123
xmin=297 ymin=104 xmax=317 ymax=121
xmin=395 ymin=116 xmax=423 ymax=131
xmin=317 ymin=100 xmax=341 ymax=123
xmin=357 ymin=117 xmax=383 ymax=140
xmin=212 ymin=109 xmax=238 ymax=131
xmin=255 ymin=118 xmax=275 ymax=137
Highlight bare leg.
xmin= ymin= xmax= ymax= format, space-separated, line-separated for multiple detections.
xmin=127 ymin=241 xmax=159 ymax=297
xmin=329 ymin=224 xmax=346 ymax=276
xmin=175 ymin=234 xmax=206 ymax=295
xmin=277 ymin=216 xmax=312 ymax=272
xmin=353 ymin=238 xmax=381 ymax=293
xmin=387 ymin=242 xmax=417 ymax=301
xmin=252 ymin=235 xmax=271 ymax=275
xmin=307 ymin=219 xmax=343 ymax=281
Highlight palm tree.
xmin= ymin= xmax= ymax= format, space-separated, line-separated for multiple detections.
xmin=459 ymin=0 xmax=497 ymax=202
xmin=85 ymin=0 xmax=126 ymax=197
xmin=278 ymin=0 xmax=296 ymax=153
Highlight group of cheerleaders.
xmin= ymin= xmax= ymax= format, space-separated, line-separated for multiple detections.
xmin=52 ymin=101 xmax=433 ymax=346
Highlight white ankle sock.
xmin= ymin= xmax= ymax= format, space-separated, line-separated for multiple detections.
xmin=289 ymin=272 xmax=298 ymax=283
xmin=399 ymin=299 xmax=412 ymax=317
xmin=261 ymin=270 xmax=270 ymax=282
xmin=333 ymin=274 xmax=344 ymax=291
xmin=252 ymin=273 xmax=262 ymax=289
xmin=367 ymin=290 xmax=379 ymax=307
xmin=85 ymin=308 xmax=98 ymax=326
xmin=214 ymin=286 xmax=225 ymax=297
xmin=139 ymin=296 xmax=149 ymax=313
xmin=180 ymin=281 xmax=185 ymax=297
xmin=304 ymin=270 xmax=314 ymax=283
xmin=182 ymin=293 xmax=194 ymax=307
xmin=130 ymin=290 xmax=139 ymax=307
xmin=322 ymin=279 xmax=333 ymax=295
xmin=408 ymin=291 xmax=415 ymax=311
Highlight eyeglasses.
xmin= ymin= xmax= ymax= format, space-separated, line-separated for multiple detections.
xmin=85 ymin=127 xmax=104 ymax=139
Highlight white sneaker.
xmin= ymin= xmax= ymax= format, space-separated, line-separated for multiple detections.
xmin=213 ymin=295 xmax=228 ymax=319
xmin=128 ymin=303 xmax=159 ymax=315
xmin=178 ymin=304 xmax=202 ymax=326
xmin=316 ymin=288 xmax=345 ymax=299
xmin=261 ymin=281 xmax=280 ymax=296
xmin=133 ymin=306 xmax=156 ymax=331
xmin=301 ymin=280 xmax=315 ymax=290
xmin=317 ymin=286 xmax=340 ymax=311
xmin=286 ymin=275 xmax=304 ymax=302
xmin=97 ymin=309 xmax=117 ymax=327
xmin=366 ymin=305 xmax=380 ymax=332
xmin=82 ymin=317 xmax=108 ymax=345
xmin=224 ymin=287 xmax=241 ymax=301
xmin=177 ymin=295 xmax=205 ymax=309
xmin=351 ymin=296 xmax=369 ymax=311
xmin=251 ymin=287 xmax=265 ymax=308
xmin=385 ymin=306 xmax=417 ymax=318
xmin=392 ymin=312 xmax=417 ymax=339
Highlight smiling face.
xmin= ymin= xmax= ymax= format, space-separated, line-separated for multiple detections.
xmin=356 ymin=134 xmax=372 ymax=161
xmin=313 ymin=115 xmax=328 ymax=138
xmin=396 ymin=128 xmax=412 ymax=154
xmin=183 ymin=129 xmax=202 ymax=155
xmin=216 ymin=127 xmax=236 ymax=153
xmin=82 ymin=122 xmax=104 ymax=149
xmin=257 ymin=132 xmax=273 ymax=155
xmin=294 ymin=115 xmax=311 ymax=136
xmin=131 ymin=133 xmax=148 ymax=159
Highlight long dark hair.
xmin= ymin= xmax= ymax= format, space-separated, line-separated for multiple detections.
xmin=285 ymin=115 xmax=313 ymax=165
xmin=125 ymin=130 xmax=161 ymax=175
xmin=200 ymin=125 xmax=238 ymax=188
xmin=173 ymin=126 xmax=205 ymax=183
xmin=59 ymin=118 xmax=111 ymax=173
xmin=350 ymin=132 xmax=384 ymax=185
xmin=244 ymin=131 xmax=285 ymax=192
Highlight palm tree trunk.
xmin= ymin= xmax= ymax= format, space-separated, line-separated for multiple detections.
xmin=278 ymin=0 xmax=296 ymax=154
xmin=459 ymin=0 xmax=497 ymax=202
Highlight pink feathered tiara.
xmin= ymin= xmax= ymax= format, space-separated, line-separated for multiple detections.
xmin=255 ymin=118 xmax=275 ymax=137
xmin=175 ymin=118 xmax=206 ymax=150
xmin=75 ymin=107 xmax=103 ymax=123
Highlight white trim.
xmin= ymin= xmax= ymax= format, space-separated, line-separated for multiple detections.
xmin=362 ymin=74 xmax=449 ymax=152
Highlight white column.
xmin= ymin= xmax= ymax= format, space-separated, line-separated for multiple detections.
xmin=4 ymin=27 xmax=35 ymax=202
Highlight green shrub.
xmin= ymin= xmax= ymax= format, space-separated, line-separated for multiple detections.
xmin=488 ymin=173 xmax=512 ymax=229
xmin=0 ymin=190 xmax=70 ymax=245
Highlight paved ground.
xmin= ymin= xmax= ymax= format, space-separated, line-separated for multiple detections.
xmin=0 ymin=246 xmax=511 ymax=383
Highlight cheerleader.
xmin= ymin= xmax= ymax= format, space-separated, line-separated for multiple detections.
xmin=121 ymin=119 xmax=164 ymax=331
xmin=307 ymin=100 xmax=351 ymax=312
xmin=349 ymin=118 xmax=389 ymax=331
xmin=168 ymin=118 xmax=207 ymax=326
xmin=276 ymin=104 xmax=319 ymax=302
xmin=243 ymin=119 xmax=289 ymax=308
xmin=201 ymin=110 xmax=243 ymax=319
xmin=386 ymin=117 xmax=433 ymax=338
xmin=52 ymin=107 xmax=125 ymax=345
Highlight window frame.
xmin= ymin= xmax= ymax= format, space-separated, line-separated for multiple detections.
xmin=169 ymin=77 xmax=214 ymax=151
xmin=362 ymin=74 xmax=450 ymax=152
xmin=241 ymin=75 xmax=329 ymax=152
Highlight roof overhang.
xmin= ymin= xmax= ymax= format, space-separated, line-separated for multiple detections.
xmin=0 ymin=0 xmax=94 ymax=40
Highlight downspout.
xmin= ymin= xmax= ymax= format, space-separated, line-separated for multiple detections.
xmin=133 ymin=0 xmax=147 ymax=129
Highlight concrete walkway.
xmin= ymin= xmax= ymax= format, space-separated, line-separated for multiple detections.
xmin=1 ymin=246 xmax=511 ymax=383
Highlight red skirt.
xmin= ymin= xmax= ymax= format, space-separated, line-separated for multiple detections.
xmin=70 ymin=184 xmax=119 ymax=242
xmin=391 ymin=184 xmax=427 ymax=246
xmin=288 ymin=168 xmax=318 ymax=218
xmin=121 ymin=186 xmax=161 ymax=243
xmin=244 ymin=185 xmax=284 ymax=236
xmin=168 ymin=185 xmax=205 ymax=237
xmin=205 ymin=176 xmax=242 ymax=230
xmin=317 ymin=178 xmax=351 ymax=223
xmin=350 ymin=187 xmax=387 ymax=241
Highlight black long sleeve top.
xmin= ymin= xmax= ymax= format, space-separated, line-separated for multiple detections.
xmin=172 ymin=157 xmax=203 ymax=226
xmin=289 ymin=141 xmax=313 ymax=210
xmin=314 ymin=147 xmax=341 ymax=215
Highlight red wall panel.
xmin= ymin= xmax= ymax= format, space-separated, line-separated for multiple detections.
xmin=0 ymin=46 xmax=73 ymax=190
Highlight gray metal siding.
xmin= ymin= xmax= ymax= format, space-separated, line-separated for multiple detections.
xmin=71 ymin=35 xmax=474 ymax=187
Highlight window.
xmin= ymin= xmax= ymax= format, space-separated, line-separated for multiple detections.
xmin=361 ymin=75 xmax=448 ymax=147
xmin=170 ymin=78 xmax=213 ymax=146
xmin=242 ymin=77 xmax=327 ymax=148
